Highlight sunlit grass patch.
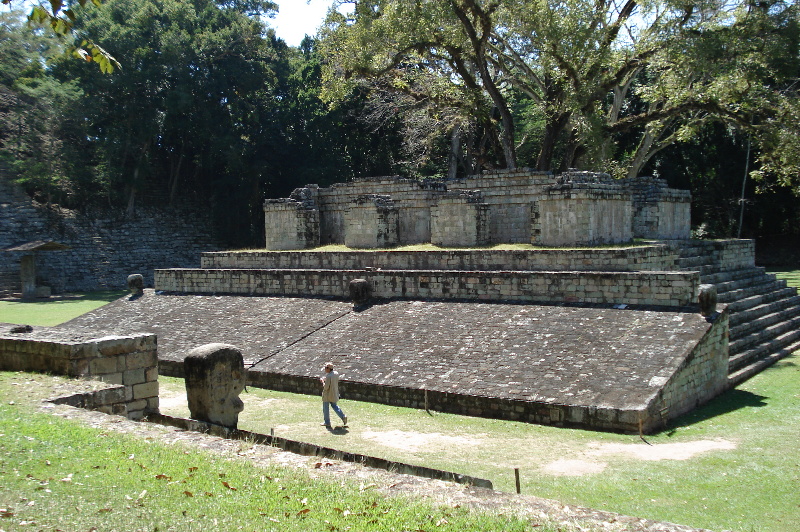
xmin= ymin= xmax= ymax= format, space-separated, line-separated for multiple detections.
xmin=0 ymin=290 xmax=126 ymax=326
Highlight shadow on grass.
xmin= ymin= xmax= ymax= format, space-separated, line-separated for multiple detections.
xmin=661 ymin=388 xmax=769 ymax=436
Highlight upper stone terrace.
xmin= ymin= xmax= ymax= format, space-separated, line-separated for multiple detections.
xmin=263 ymin=170 xmax=691 ymax=250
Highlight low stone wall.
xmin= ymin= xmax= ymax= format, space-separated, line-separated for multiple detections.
xmin=155 ymin=268 xmax=699 ymax=307
xmin=678 ymin=239 xmax=756 ymax=271
xmin=651 ymin=310 xmax=730 ymax=427
xmin=199 ymin=246 xmax=680 ymax=272
xmin=0 ymin=330 xmax=159 ymax=420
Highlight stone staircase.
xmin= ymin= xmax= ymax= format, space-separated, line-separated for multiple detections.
xmin=0 ymin=271 xmax=18 ymax=298
xmin=677 ymin=241 xmax=800 ymax=387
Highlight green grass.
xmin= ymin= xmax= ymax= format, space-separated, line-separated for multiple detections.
xmin=0 ymin=374 xmax=546 ymax=532
xmin=768 ymin=268 xmax=800 ymax=289
xmin=153 ymin=353 xmax=800 ymax=532
xmin=0 ymin=290 xmax=126 ymax=326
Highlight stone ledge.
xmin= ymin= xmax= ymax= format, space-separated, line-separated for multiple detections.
xmin=1 ymin=328 xmax=159 ymax=420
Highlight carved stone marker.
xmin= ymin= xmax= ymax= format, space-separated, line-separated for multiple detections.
xmin=127 ymin=274 xmax=144 ymax=296
xmin=349 ymin=278 xmax=372 ymax=307
xmin=184 ymin=343 xmax=245 ymax=429
xmin=698 ymin=284 xmax=718 ymax=317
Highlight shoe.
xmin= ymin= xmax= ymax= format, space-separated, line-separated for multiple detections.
xmin=321 ymin=422 xmax=331 ymax=427
xmin=342 ymin=416 xmax=348 ymax=426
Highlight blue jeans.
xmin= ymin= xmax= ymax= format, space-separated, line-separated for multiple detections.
xmin=323 ymin=401 xmax=345 ymax=426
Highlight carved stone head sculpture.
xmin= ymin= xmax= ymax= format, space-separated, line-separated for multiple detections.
xmin=184 ymin=343 xmax=245 ymax=429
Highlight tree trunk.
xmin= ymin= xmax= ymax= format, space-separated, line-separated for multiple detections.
xmin=536 ymin=111 xmax=571 ymax=171
xmin=448 ymin=126 xmax=462 ymax=180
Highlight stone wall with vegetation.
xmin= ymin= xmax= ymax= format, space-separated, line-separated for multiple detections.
xmin=0 ymin=175 xmax=219 ymax=294
xmin=0 ymin=330 xmax=159 ymax=420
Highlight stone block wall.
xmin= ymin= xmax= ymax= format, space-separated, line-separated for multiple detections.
xmin=0 ymin=331 xmax=159 ymax=420
xmin=646 ymin=309 xmax=729 ymax=431
xmin=0 ymin=174 xmax=219 ymax=293
xmin=263 ymin=199 xmax=320 ymax=250
xmin=535 ymin=186 xmax=633 ymax=246
xmin=199 ymin=246 xmax=680 ymax=272
xmin=316 ymin=177 xmax=445 ymax=245
xmin=622 ymin=176 xmax=692 ymax=239
xmin=430 ymin=192 xmax=489 ymax=247
xmin=263 ymin=170 xmax=691 ymax=250
xmin=449 ymin=169 xmax=556 ymax=243
xmin=155 ymin=268 xmax=699 ymax=307
xmin=344 ymin=195 xmax=399 ymax=249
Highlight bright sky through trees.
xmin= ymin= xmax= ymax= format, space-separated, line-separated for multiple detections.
xmin=271 ymin=0 xmax=335 ymax=46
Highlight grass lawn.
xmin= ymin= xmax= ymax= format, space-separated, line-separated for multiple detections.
xmin=0 ymin=291 xmax=126 ymax=326
xmin=0 ymin=376 xmax=542 ymax=532
xmin=153 ymin=352 xmax=800 ymax=532
xmin=768 ymin=268 xmax=800 ymax=289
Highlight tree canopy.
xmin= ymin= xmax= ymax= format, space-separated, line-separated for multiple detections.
xmin=1 ymin=0 xmax=798 ymax=247
xmin=320 ymin=0 xmax=800 ymax=189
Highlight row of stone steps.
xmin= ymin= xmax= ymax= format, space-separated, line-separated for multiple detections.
xmin=678 ymin=243 xmax=800 ymax=388
xmin=0 ymin=272 xmax=18 ymax=298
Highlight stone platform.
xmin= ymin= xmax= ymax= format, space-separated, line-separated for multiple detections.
xmin=57 ymin=289 xmax=728 ymax=433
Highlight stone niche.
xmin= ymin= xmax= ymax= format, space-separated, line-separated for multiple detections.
xmin=344 ymin=195 xmax=399 ymax=249
xmin=430 ymin=191 xmax=490 ymax=247
xmin=534 ymin=173 xmax=633 ymax=247
xmin=263 ymin=187 xmax=320 ymax=250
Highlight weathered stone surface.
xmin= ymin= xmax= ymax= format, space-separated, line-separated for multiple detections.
xmin=698 ymin=284 xmax=718 ymax=317
xmin=127 ymin=274 xmax=144 ymax=295
xmin=62 ymin=291 xmax=726 ymax=432
xmin=184 ymin=343 xmax=245 ymax=429
xmin=0 ymin=175 xmax=218 ymax=294
xmin=261 ymin=170 xmax=690 ymax=249
xmin=349 ymin=278 xmax=372 ymax=307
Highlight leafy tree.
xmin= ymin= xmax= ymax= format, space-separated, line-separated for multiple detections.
xmin=320 ymin=0 xmax=800 ymax=183
xmin=1 ymin=0 xmax=120 ymax=72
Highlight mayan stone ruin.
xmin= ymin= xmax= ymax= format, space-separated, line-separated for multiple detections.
xmin=262 ymin=170 xmax=692 ymax=249
xmin=142 ymin=168 xmax=799 ymax=434
xmin=4 ymin=168 xmax=799 ymax=435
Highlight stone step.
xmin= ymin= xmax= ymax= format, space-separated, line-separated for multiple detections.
xmin=712 ymin=272 xmax=778 ymax=295
xmin=727 ymin=287 xmax=800 ymax=313
xmin=729 ymin=313 xmax=800 ymax=354
xmin=701 ymin=267 xmax=767 ymax=286
xmin=729 ymin=295 xmax=800 ymax=327
xmin=718 ymin=279 xmax=788 ymax=303
xmin=677 ymin=255 xmax=714 ymax=269
xmin=730 ymin=303 xmax=800 ymax=341
xmin=728 ymin=335 xmax=800 ymax=386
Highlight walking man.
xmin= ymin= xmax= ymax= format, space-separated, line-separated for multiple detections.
xmin=320 ymin=362 xmax=347 ymax=428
